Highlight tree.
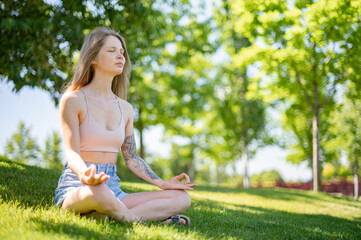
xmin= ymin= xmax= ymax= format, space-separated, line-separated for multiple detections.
xmin=152 ymin=6 xmax=216 ymax=181
xmin=4 ymin=121 xmax=40 ymax=165
xmin=42 ymin=130 xmax=63 ymax=172
xmin=327 ymin=85 xmax=361 ymax=200
xmin=230 ymin=0 xmax=361 ymax=191
xmin=282 ymin=101 xmax=313 ymax=169
xmin=282 ymin=94 xmax=336 ymax=180
xmin=0 ymin=0 xmax=100 ymax=104
xmin=213 ymin=0 xmax=268 ymax=187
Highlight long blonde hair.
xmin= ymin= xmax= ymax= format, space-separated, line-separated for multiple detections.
xmin=64 ymin=27 xmax=131 ymax=100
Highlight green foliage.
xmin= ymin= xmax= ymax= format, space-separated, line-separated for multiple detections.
xmin=193 ymin=163 xmax=211 ymax=185
xmin=151 ymin=6 xmax=216 ymax=179
xmin=115 ymin=149 xmax=172 ymax=183
xmin=0 ymin=0 xmax=194 ymax=107
xmin=4 ymin=121 xmax=40 ymax=165
xmin=283 ymin=97 xmax=335 ymax=167
xmin=250 ymin=169 xmax=283 ymax=186
xmin=168 ymin=143 xmax=192 ymax=177
xmin=3 ymin=0 xmax=361 ymax=187
xmin=107 ymin=0 xmax=196 ymax=158
xmin=115 ymin=152 xmax=142 ymax=182
xmin=323 ymin=163 xmax=352 ymax=180
xmin=147 ymin=155 xmax=173 ymax=180
xmin=211 ymin=72 xmax=268 ymax=160
xmin=212 ymin=0 xmax=270 ymax=188
xmin=227 ymin=0 xmax=361 ymax=189
xmin=0 ymin=0 xmax=100 ymax=103
xmin=42 ymin=130 xmax=63 ymax=172
xmin=325 ymin=84 xmax=361 ymax=178
xmin=322 ymin=163 xmax=337 ymax=180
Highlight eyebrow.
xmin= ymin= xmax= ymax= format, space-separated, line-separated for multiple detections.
xmin=106 ymin=46 xmax=124 ymax=51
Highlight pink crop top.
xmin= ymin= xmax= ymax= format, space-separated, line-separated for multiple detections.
xmin=79 ymin=88 xmax=125 ymax=153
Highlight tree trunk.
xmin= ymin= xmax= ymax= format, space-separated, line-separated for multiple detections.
xmin=216 ymin=163 xmax=223 ymax=184
xmin=240 ymin=75 xmax=250 ymax=188
xmin=308 ymin=156 xmax=313 ymax=189
xmin=188 ymin=145 xmax=195 ymax=181
xmin=138 ymin=105 xmax=144 ymax=159
xmin=139 ymin=129 xmax=144 ymax=159
xmin=354 ymin=153 xmax=359 ymax=200
xmin=312 ymin=84 xmax=322 ymax=192
xmin=188 ymin=159 xmax=195 ymax=182
xmin=242 ymin=141 xmax=250 ymax=188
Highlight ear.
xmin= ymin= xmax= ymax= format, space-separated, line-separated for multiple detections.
xmin=91 ymin=55 xmax=98 ymax=65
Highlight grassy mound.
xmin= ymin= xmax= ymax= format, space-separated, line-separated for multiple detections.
xmin=0 ymin=157 xmax=360 ymax=239
xmin=0 ymin=156 xmax=60 ymax=207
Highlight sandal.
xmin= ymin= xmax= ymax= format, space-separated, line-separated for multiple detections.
xmin=162 ymin=215 xmax=191 ymax=226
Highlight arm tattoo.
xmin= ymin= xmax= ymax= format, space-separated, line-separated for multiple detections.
xmin=121 ymin=134 xmax=160 ymax=180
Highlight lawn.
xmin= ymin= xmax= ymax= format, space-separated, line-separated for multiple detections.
xmin=0 ymin=157 xmax=360 ymax=240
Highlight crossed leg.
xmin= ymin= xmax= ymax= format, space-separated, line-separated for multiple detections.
xmin=121 ymin=190 xmax=191 ymax=221
xmin=61 ymin=183 xmax=191 ymax=223
xmin=62 ymin=183 xmax=139 ymax=222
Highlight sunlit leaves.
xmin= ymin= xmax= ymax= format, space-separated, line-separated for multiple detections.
xmin=4 ymin=122 xmax=40 ymax=165
xmin=227 ymin=0 xmax=361 ymax=188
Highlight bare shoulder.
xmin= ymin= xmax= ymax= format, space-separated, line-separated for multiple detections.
xmin=117 ymin=98 xmax=134 ymax=116
xmin=59 ymin=90 xmax=84 ymax=113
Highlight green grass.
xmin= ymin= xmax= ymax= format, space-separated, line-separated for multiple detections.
xmin=0 ymin=157 xmax=360 ymax=240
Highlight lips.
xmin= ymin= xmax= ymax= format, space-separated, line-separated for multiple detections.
xmin=116 ymin=62 xmax=123 ymax=67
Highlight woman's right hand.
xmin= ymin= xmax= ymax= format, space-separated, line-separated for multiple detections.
xmin=79 ymin=164 xmax=110 ymax=185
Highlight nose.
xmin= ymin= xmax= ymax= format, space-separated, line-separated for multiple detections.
xmin=116 ymin=52 xmax=124 ymax=59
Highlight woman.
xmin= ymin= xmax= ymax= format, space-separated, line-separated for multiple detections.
xmin=53 ymin=27 xmax=197 ymax=225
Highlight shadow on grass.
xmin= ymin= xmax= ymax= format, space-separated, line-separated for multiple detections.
xmin=195 ymin=184 xmax=323 ymax=199
xmin=29 ymin=216 xmax=134 ymax=240
xmin=0 ymin=157 xmax=61 ymax=208
xmin=180 ymin=199 xmax=361 ymax=240
xmin=195 ymin=185 xmax=361 ymax=209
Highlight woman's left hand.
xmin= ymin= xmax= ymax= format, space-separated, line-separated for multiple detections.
xmin=159 ymin=173 xmax=198 ymax=191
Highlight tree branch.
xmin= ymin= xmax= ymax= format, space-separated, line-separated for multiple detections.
xmin=295 ymin=72 xmax=314 ymax=109
xmin=320 ymin=68 xmax=347 ymax=108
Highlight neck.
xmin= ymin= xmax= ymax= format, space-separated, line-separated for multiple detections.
xmin=85 ymin=70 xmax=116 ymax=98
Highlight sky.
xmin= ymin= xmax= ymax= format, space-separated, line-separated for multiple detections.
xmin=0 ymin=80 xmax=312 ymax=182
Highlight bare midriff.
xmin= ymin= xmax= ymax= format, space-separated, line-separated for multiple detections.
xmin=80 ymin=151 xmax=118 ymax=165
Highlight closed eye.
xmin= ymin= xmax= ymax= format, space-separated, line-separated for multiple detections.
xmin=106 ymin=47 xmax=124 ymax=53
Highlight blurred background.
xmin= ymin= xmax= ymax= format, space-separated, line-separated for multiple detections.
xmin=1 ymin=0 xmax=360 ymax=197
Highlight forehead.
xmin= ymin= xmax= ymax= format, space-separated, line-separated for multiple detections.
xmin=103 ymin=35 xmax=123 ymax=49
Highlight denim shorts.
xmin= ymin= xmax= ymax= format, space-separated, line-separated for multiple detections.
xmin=53 ymin=161 xmax=128 ymax=207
